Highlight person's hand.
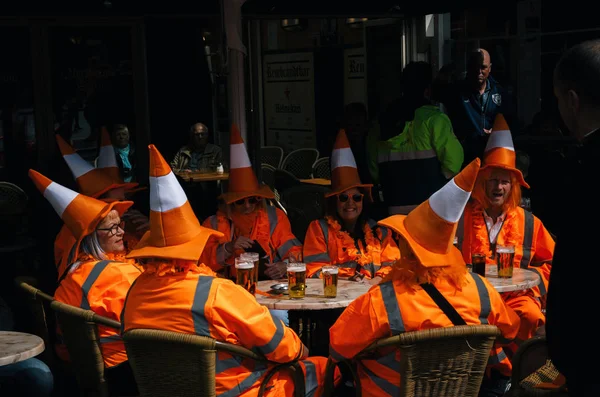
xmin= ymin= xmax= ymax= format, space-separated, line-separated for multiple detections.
xmin=483 ymin=128 xmax=492 ymax=135
xmin=368 ymin=276 xmax=383 ymax=286
xmin=125 ymin=210 xmax=150 ymax=233
xmin=264 ymin=261 xmax=287 ymax=280
xmin=183 ymin=168 xmax=193 ymax=173
xmin=348 ymin=272 xmax=366 ymax=282
xmin=226 ymin=236 xmax=254 ymax=254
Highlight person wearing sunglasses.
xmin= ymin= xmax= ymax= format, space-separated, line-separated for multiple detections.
xmin=170 ymin=122 xmax=223 ymax=172
xmin=201 ymin=124 xmax=303 ymax=281
xmin=30 ymin=170 xmax=142 ymax=396
xmin=303 ymin=130 xmax=400 ymax=285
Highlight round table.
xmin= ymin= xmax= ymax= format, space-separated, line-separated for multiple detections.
xmin=484 ymin=267 xmax=541 ymax=293
xmin=176 ymin=171 xmax=229 ymax=182
xmin=0 ymin=331 xmax=45 ymax=366
xmin=257 ymin=278 xmax=372 ymax=356
xmin=256 ymin=278 xmax=372 ymax=310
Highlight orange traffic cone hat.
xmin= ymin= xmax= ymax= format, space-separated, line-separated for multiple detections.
xmin=29 ymin=169 xmax=132 ymax=260
xmin=220 ymin=124 xmax=274 ymax=204
xmin=56 ymin=134 xmax=138 ymax=198
xmin=126 ymin=145 xmax=223 ymax=261
xmin=378 ymin=158 xmax=481 ymax=267
xmin=481 ymin=114 xmax=529 ymax=188
xmin=325 ymin=129 xmax=373 ymax=198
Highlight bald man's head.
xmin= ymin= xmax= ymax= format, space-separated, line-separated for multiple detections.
xmin=467 ymin=48 xmax=492 ymax=87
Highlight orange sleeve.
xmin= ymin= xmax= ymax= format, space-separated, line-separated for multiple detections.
xmin=329 ymin=287 xmax=389 ymax=362
xmin=303 ymin=220 xmax=332 ymax=278
xmin=87 ymin=263 xmax=141 ymax=323
xmin=483 ymin=278 xmax=520 ymax=345
xmin=375 ymin=226 xmax=400 ymax=278
xmin=210 ymin=280 xmax=306 ymax=363
xmin=273 ymin=208 xmax=303 ymax=261
xmin=201 ymin=214 xmax=234 ymax=272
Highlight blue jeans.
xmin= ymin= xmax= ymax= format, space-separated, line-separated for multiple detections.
xmin=269 ymin=309 xmax=289 ymax=327
xmin=0 ymin=358 xmax=54 ymax=397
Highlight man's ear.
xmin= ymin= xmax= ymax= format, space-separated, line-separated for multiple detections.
xmin=567 ymin=89 xmax=580 ymax=115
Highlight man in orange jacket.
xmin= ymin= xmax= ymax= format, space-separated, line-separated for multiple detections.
xmin=329 ymin=158 xmax=520 ymax=397
xmin=457 ymin=114 xmax=553 ymax=363
xmin=122 ymin=144 xmax=339 ymax=397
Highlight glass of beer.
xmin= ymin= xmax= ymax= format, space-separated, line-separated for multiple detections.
xmin=322 ymin=266 xmax=338 ymax=298
xmin=235 ymin=257 xmax=256 ymax=295
xmin=287 ymin=262 xmax=306 ymax=299
xmin=240 ymin=252 xmax=259 ymax=284
xmin=471 ymin=253 xmax=487 ymax=277
xmin=496 ymin=245 xmax=515 ymax=278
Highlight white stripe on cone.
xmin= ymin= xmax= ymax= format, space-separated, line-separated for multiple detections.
xmin=149 ymin=171 xmax=189 ymax=213
xmin=44 ymin=182 xmax=78 ymax=218
xmin=428 ymin=179 xmax=470 ymax=223
xmin=230 ymin=143 xmax=252 ymax=169
xmin=485 ymin=129 xmax=514 ymax=152
xmin=97 ymin=145 xmax=118 ymax=168
xmin=63 ymin=153 xmax=94 ymax=179
xmin=331 ymin=147 xmax=357 ymax=169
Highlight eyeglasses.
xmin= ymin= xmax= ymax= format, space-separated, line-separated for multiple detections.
xmin=338 ymin=193 xmax=363 ymax=203
xmin=234 ymin=196 xmax=260 ymax=206
xmin=97 ymin=221 xmax=125 ymax=236
xmin=194 ymin=132 xmax=208 ymax=137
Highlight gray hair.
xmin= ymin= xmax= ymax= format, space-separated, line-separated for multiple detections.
xmin=80 ymin=231 xmax=108 ymax=261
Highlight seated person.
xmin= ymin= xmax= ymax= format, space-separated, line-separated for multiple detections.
xmin=170 ymin=122 xmax=223 ymax=172
xmin=303 ymin=129 xmax=400 ymax=284
xmin=457 ymin=114 xmax=553 ymax=361
xmin=29 ymin=170 xmax=141 ymax=396
xmin=54 ymin=131 xmax=149 ymax=280
xmin=110 ymin=124 xmax=137 ymax=183
xmin=329 ymin=159 xmax=520 ymax=397
xmin=121 ymin=144 xmax=340 ymax=397
xmin=201 ymin=124 xmax=302 ymax=280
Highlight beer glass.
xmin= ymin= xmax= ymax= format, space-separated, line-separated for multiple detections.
xmin=287 ymin=262 xmax=306 ymax=299
xmin=496 ymin=245 xmax=515 ymax=278
xmin=235 ymin=257 xmax=256 ymax=295
xmin=322 ymin=266 xmax=338 ymax=298
xmin=471 ymin=253 xmax=487 ymax=277
xmin=240 ymin=252 xmax=259 ymax=285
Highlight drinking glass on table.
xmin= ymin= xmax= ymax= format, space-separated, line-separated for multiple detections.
xmin=496 ymin=245 xmax=515 ymax=278
xmin=322 ymin=266 xmax=339 ymax=298
xmin=287 ymin=262 xmax=306 ymax=299
xmin=235 ymin=257 xmax=256 ymax=295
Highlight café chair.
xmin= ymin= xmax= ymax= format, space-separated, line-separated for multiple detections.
xmin=50 ymin=300 xmax=122 ymax=397
xmin=323 ymin=324 xmax=501 ymax=397
xmin=123 ymin=328 xmax=305 ymax=397
xmin=505 ymin=336 xmax=568 ymax=396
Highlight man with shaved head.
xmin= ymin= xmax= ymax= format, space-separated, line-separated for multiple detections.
xmin=435 ymin=48 xmax=516 ymax=164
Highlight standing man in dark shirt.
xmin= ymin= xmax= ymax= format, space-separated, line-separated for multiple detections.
xmin=546 ymin=38 xmax=600 ymax=396
xmin=435 ymin=48 xmax=517 ymax=164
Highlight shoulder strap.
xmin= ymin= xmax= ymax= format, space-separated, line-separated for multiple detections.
xmin=420 ymin=282 xmax=467 ymax=326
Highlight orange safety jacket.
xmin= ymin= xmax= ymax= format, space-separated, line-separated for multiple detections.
xmin=458 ymin=202 xmax=554 ymax=299
xmin=201 ymin=206 xmax=302 ymax=276
xmin=54 ymin=258 xmax=142 ymax=368
xmin=54 ymin=225 xmax=140 ymax=281
xmin=303 ymin=218 xmax=400 ymax=279
xmin=122 ymin=265 xmax=332 ymax=397
xmin=329 ymin=273 xmax=520 ymax=396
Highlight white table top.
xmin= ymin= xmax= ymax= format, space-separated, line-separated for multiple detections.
xmin=256 ymin=278 xmax=372 ymax=310
xmin=0 ymin=331 xmax=45 ymax=366
xmin=484 ymin=267 xmax=541 ymax=293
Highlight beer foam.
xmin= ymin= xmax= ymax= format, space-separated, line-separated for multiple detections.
xmin=235 ymin=262 xmax=254 ymax=269
xmin=496 ymin=246 xmax=515 ymax=254
xmin=241 ymin=252 xmax=259 ymax=260
xmin=287 ymin=266 xmax=306 ymax=272
xmin=323 ymin=267 xmax=339 ymax=274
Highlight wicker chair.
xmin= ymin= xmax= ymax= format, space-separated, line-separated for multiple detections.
xmin=506 ymin=337 xmax=568 ymax=397
xmin=311 ymin=157 xmax=331 ymax=179
xmin=50 ymin=300 xmax=122 ymax=397
xmin=281 ymin=148 xmax=320 ymax=179
xmin=324 ymin=325 xmax=501 ymax=397
xmin=14 ymin=276 xmax=57 ymax=369
xmin=123 ymin=328 xmax=305 ymax=397
xmin=260 ymin=146 xmax=284 ymax=169
xmin=261 ymin=163 xmax=277 ymax=189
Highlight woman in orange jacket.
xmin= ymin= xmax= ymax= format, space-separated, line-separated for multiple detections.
xmin=201 ymin=125 xmax=302 ymax=280
xmin=457 ymin=114 xmax=553 ymax=365
xmin=121 ymin=144 xmax=340 ymax=397
xmin=29 ymin=169 xmax=141 ymax=396
xmin=329 ymin=159 xmax=520 ymax=397
xmin=54 ymin=129 xmax=149 ymax=280
xmin=303 ymin=130 xmax=400 ymax=284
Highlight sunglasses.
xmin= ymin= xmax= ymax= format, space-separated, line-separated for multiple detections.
xmin=338 ymin=193 xmax=363 ymax=203
xmin=234 ymin=196 xmax=260 ymax=206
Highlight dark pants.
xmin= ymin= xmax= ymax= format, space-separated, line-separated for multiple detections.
xmin=479 ymin=369 xmax=510 ymax=397
xmin=0 ymin=358 xmax=54 ymax=397
xmin=105 ymin=361 xmax=138 ymax=396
